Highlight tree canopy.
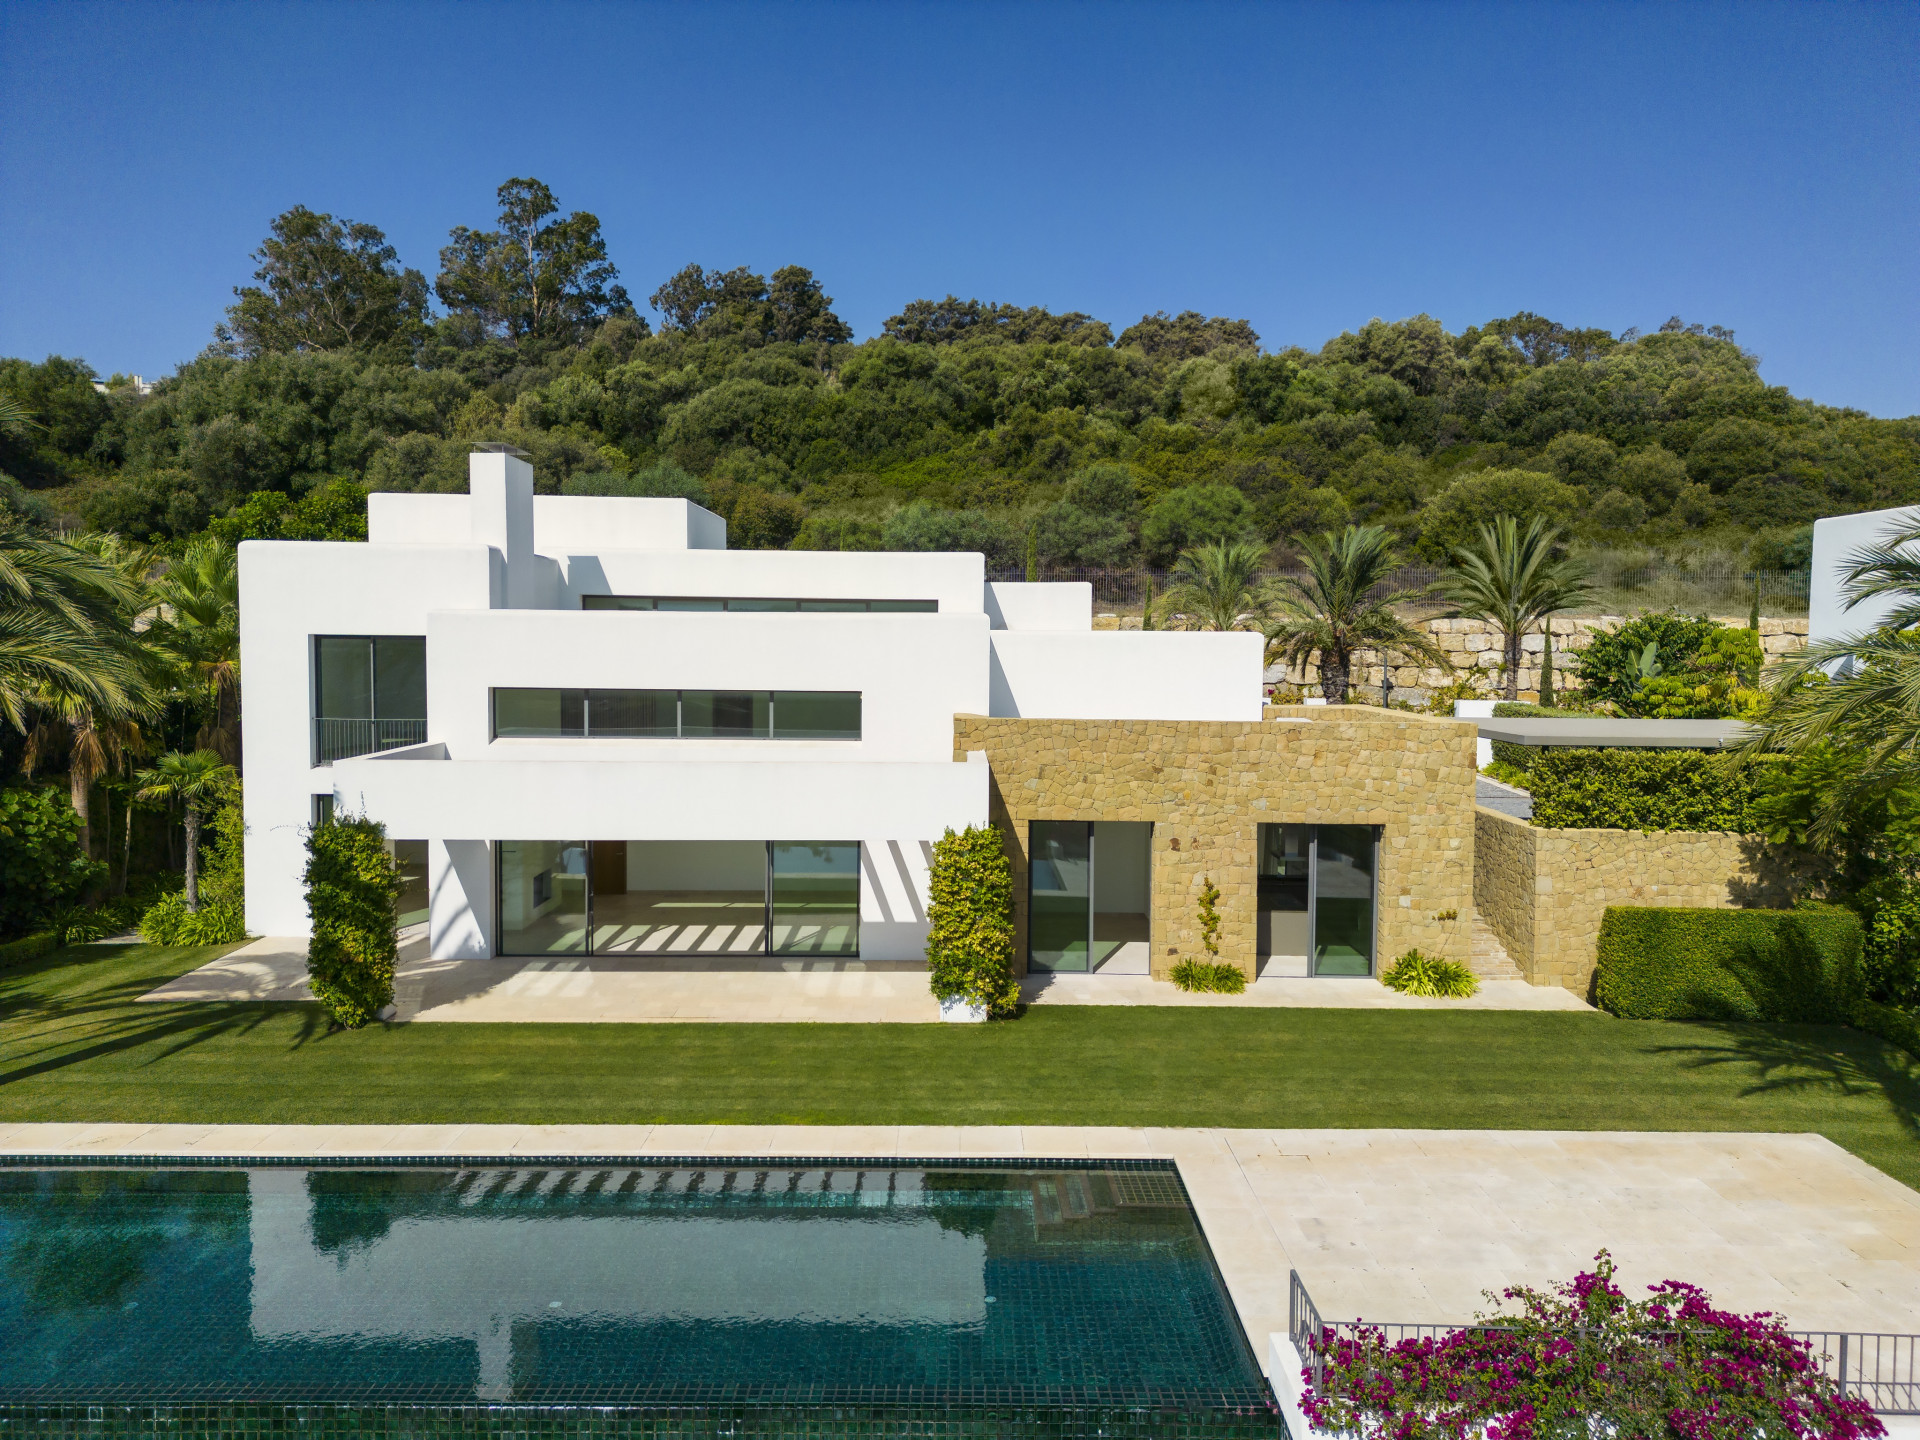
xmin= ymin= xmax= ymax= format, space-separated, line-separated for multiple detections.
xmin=2 ymin=176 xmax=1915 ymax=560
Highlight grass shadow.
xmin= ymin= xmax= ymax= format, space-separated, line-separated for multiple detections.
xmin=1649 ymin=1021 xmax=1920 ymax=1146
xmin=0 ymin=943 xmax=337 ymax=1092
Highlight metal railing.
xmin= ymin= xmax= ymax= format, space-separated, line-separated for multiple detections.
xmin=1287 ymin=1270 xmax=1917 ymax=1415
xmin=312 ymin=717 xmax=428 ymax=767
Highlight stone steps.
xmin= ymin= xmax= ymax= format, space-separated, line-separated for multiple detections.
xmin=1468 ymin=907 xmax=1525 ymax=982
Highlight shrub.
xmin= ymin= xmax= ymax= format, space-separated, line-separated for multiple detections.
xmin=1574 ymin=611 xmax=1722 ymax=712
xmin=0 ymin=932 xmax=59 ymax=970
xmin=1381 ymin=950 xmax=1479 ymax=997
xmin=304 ymin=813 xmax=401 ymax=1028
xmin=1196 ymin=874 xmax=1222 ymax=957
xmin=925 ymin=824 xmax=1019 ymax=1017
xmin=0 ymin=785 xmax=102 ymax=939
xmin=1861 ymin=884 xmax=1920 ymax=1010
xmin=1491 ymin=745 xmax=1771 ymax=831
xmin=1169 ymin=959 xmax=1247 ymax=993
xmin=1594 ymin=905 xmax=1866 ymax=1023
xmin=1303 ymin=1250 xmax=1885 ymax=1440
xmin=136 ymin=779 xmax=247 ymax=946
xmin=138 ymin=891 xmax=246 ymax=946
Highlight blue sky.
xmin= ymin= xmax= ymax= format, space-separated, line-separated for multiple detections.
xmin=2 ymin=0 xmax=1915 ymax=416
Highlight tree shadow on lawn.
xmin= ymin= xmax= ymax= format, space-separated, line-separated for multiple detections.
xmin=0 ymin=944 xmax=336 ymax=1091
xmin=1650 ymin=1022 xmax=1920 ymax=1146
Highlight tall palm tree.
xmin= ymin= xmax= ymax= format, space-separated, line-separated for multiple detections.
xmin=1443 ymin=516 xmax=1594 ymax=702
xmin=147 ymin=537 xmax=241 ymax=765
xmin=135 ymin=749 xmax=234 ymax=912
xmin=1263 ymin=524 xmax=1450 ymax=703
xmin=0 ymin=528 xmax=148 ymax=733
xmin=1161 ymin=539 xmax=1270 ymax=632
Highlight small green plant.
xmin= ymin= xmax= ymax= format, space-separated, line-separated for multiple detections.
xmin=926 ymin=824 xmax=1019 ymax=1017
xmin=304 ymin=812 xmax=401 ymax=1028
xmin=1169 ymin=959 xmax=1248 ymax=993
xmin=1197 ymin=874 xmax=1222 ymax=957
xmin=1435 ymin=908 xmax=1458 ymax=922
xmin=1381 ymin=949 xmax=1480 ymax=998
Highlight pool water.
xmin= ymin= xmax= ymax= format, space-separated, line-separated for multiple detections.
xmin=0 ymin=1160 xmax=1276 ymax=1433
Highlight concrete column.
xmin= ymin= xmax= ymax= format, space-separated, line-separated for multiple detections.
xmin=430 ymin=839 xmax=493 ymax=958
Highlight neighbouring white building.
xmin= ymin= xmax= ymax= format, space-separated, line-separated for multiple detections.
xmin=239 ymin=448 xmax=1262 ymax=969
xmin=1809 ymin=502 xmax=1920 ymax=650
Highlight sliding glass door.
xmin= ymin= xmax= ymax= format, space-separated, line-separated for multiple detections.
xmin=1029 ymin=822 xmax=1092 ymax=972
xmin=1254 ymin=824 xmax=1379 ymax=977
xmin=497 ymin=840 xmax=860 ymax=957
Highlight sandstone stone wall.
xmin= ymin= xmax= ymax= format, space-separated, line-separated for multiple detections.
xmin=954 ymin=707 xmax=1479 ymax=980
xmin=1091 ymin=614 xmax=1809 ymax=705
xmin=1472 ymin=806 xmax=1796 ymax=997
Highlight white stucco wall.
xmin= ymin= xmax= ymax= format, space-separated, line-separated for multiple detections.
xmin=242 ymin=455 xmax=1262 ymax=955
xmin=1810 ymin=504 xmax=1920 ymax=646
xmin=239 ymin=539 xmax=496 ymax=938
xmin=984 ymin=581 xmax=1092 ymax=631
xmin=988 ymin=631 xmax=1266 ymax=719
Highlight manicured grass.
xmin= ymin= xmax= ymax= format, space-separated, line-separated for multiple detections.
xmin=3 ymin=943 xmax=1916 ymax=1188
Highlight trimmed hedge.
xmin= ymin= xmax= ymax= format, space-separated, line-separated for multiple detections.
xmin=1595 ymin=905 xmax=1866 ymax=1023
xmin=926 ymin=824 xmax=1019 ymax=1016
xmin=0 ymin=932 xmax=58 ymax=970
xmin=304 ymin=814 xmax=401 ymax=1028
xmin=1491 ymin=745 xmax=1771 ymax=832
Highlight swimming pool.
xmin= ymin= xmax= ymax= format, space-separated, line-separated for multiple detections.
xmin=0 ymin=1157 xmax=1278 ymax=1437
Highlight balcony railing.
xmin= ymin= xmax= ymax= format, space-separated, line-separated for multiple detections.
xmin=313 ymin=717 xmax=428 ymax=767
xmin=1289 ymin=1269 xmax=1917 ymax=1415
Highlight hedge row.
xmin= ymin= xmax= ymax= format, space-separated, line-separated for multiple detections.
xmin=1493 ymin=745 xmax=1771 ymax=832
xmin=1595 ymin=905 xmax=1866 ymax=1023
xmin=0 ymin=932 xmax=58 ymax=970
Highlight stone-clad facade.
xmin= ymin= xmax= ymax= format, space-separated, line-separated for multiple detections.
xmin=953 ymin=706 xmax=1479 ymax=980
xmin=1472 ymin=806 xmax=1796 ymax=997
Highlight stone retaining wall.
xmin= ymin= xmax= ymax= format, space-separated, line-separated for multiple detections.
xmin=1471 ymin=806 xmax=1797 ymax=996
xmin=1090 ymin=614 xmax=1809 ymax=704
xmin=955 ymin=707 xmax=1479 ymax=980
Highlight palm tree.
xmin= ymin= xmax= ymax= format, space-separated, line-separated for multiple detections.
xmin=0 ymin=528 xmax=148 ymax=733
xmin=1738 ymin=519 xmax=1920 ymax=839
xmin=146 ymin=537 xmax=241 ymax=764
xmin=135 ymin=749 xmax=235 ymax=912
xmin=1443 ymin=516 xmax=1594 ymax=702
xmin=1263 ymin=524 xmax=1451 ymax=703
xmin=1161 ymin=539 xmax=1270 ymax=631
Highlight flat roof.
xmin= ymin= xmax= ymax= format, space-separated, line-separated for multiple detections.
xmin=1477 ymin=717 xmax=1753 ymax=749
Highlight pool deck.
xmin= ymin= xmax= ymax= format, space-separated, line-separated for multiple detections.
xmin=139 ymin=937 xmax=1592 ymax=1019
xmin=3 ymin=1122 xmax=1913 ymax=1386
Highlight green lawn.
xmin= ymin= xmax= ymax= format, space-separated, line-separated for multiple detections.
xmin=3 ymin=943 xmax=1916 ymax=1189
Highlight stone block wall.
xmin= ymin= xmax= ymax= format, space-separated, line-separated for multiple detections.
xmin=1089 ymin=614 xmax=1809 ymax=705
xmin=954 ymin=707 xmax=1479 ymax=981
xmin=1472 ymin=806 xmax=1797 ymax=997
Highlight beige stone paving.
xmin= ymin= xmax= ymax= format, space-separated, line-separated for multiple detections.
xmin=2 ymin=1123 xmax=1912 ymax=1361
xmin=147 ymin=938 xmax=1594 ymax=1020
xmin=1022 ymin=972 xmax=1593 ymax=1010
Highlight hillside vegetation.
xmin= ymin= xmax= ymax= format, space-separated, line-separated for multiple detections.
xmin=4 ymin=177 xmax=1915 ymax=568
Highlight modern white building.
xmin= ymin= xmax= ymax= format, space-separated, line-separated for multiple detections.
xmin=1809 ymin=503 xmax=1920 ymax=650
xmin=239 ymin=449 xmax=1263 ymax=968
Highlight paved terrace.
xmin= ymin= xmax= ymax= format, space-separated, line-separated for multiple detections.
xmin=141 ymin=937 xmax=1593 ymax=1020
xmin=3 ymin=1124 xmax=1913 ymax=1361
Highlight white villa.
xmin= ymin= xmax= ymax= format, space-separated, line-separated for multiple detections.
xmin=239 ymin=448 xmax=1265 ymax=971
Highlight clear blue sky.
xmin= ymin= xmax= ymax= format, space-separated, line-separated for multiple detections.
xmin=2 ymin=0 xmax=1915 ymax=416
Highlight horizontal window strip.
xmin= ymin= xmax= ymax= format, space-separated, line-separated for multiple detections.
xmin=582 ymin=595 xmax=936 ymax=614
xmin=492 ymin=688 xmax=860 ymax=741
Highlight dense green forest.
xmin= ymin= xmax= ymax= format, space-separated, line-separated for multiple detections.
xmin=4 ymin=177 xmax=1916 ymax=570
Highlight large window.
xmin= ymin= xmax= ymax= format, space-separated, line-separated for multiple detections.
xmin=313 ymin=636 xmax=426 ymax=765
xmin=498 ymin=840 xmax=860 ymax=957
xmin=583 ymin=595 xmax=935 ymax=613
xmin=1026 ymin=821 xmax=1153 ymax=975
xmin=492 ymin=689 xmax=860 ymax=741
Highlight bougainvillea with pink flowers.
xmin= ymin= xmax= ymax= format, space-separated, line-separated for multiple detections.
xmin=1301 ymin=1252 xmax=1885 ymax=1440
